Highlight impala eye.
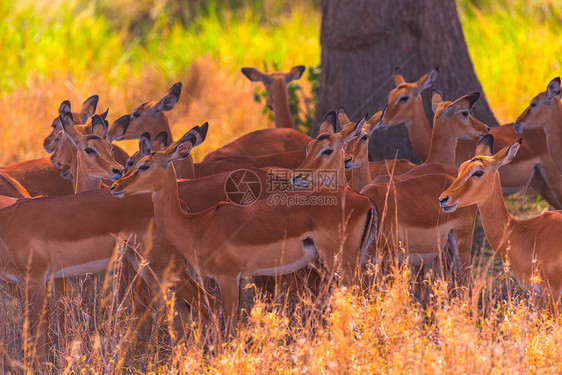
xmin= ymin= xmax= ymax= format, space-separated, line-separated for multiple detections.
xmin=461 ymin=110 xmax=469 ymax=117
xmin=399 ymin=95 xmax=409 ymax=102
xmin=322 ymin=149 xmax=334 ymax=156
xmin=84 ymin=147 xmax=95 ymax=154
xmin=132 ymin=111 xmax=140 ymax=118
xmin=361 ymin=135 xmax=368 ymax=142
xmin=530 ymin=102 xmax=536 ymax=108
xmin=472 ymin=170 xmax=484 ymax=178
xmin=127 ymin=160 xmax=134 ymax=167
xmin=139 ymin=164 xmax=150 ymax=171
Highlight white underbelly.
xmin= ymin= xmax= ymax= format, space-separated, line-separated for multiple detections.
xmin=52 ymin=258 xmax=111 ymax=278
xmin=0 ymin=274 xmax=20 ymax=283
xmin=245 ymin=240 xmax=317 ymax=277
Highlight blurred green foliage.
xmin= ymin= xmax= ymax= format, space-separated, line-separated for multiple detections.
xmin=457 ymin=0 xmax=562 ymax=121
xmin=1 ymin=0 xmax=320 ymax=94
xmin=2 ymin=0 xmax=562 ymax=124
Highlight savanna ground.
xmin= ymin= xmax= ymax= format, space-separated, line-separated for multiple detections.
xmin=1 ymin=0 xmax=562 ymax=373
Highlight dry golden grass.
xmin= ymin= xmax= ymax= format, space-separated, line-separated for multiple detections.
xmin=2 ymin=246 xmax=562 ymax=373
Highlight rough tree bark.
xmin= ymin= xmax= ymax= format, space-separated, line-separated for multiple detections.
xmin=314 ymin=0 xmax=498 ymax=162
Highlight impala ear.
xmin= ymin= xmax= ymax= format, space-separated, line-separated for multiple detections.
xmin=241 ymin=67 xmax=271 ymax=83
xmin=336 ymin=106 xmax=351 ymax=127
xmin=98 ymin=108 xmax=109 ymax=122
xmin=109 ymin=115 xmax=131 ymax=141
xmin=60 ymin=113 xmax=79 ymax=148
xmin=547 ymin=77 xmax=561 ymax=100
xmin=493 ymin=138 xmax=522 ymax=168
xmin=196 ymin=122 xmax=209 ymax=146
xmin=165 ymin=131 xmax=197 ymax=162
xmin=365 ymin=109 xmax=384 ymax=135
xmin=59 ymin=100 xmax=71 ymax=117
xmin=91 ymin=115 xmax=108 ymax=138
xmin=138 ymin=133 xmax=152 ymax=156
xmin=431 ymin=89 xmax=443 ymax=113
xmin=286 ymin=65 xmax=306 ymax=82
xmin=318 ymin=111 xmax=337 ymax=134
xmin=155 ymin=82 xmax=182 ymax=112
xmin=153 ymin=131 xmax=169 ymax=150
xmin=342 ymin=114 xmax=367 ymax=143
xmin=475 ymin=134 xmax=494 ymax=157
xmin=448 ymin=91 xmax=480 ymax=112
xmin=412 ymin=66 xmax=439 ymax=96
xmin=80 ymin=95 xmax=99 ymax=118
xmin=60 ymin=111 xmax=74 ymax=127
xmin=393 ymin=67 xmax=405 ymax=85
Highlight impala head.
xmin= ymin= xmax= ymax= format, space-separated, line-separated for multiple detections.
xmin=50 ymin=109 xmax=109 ymax=170
xmin=241 ymin=66 xmax=305 ymax=111
xmin=59 ymin=113 xmax=124 ymax=182
xmin=376 ymin=67 xmax=438 ymax=130
xmin=339 ymin=107 xmax=382 ymax=169
xmin=50 ymin=112 xmax=77 ymax=170
xmin=439 ymin=135 xmax=521 ymax=212
xmin=125 ymin=131 xmax=170 ymax=172
xmin=513 ymin=77 xmax=561 ymax=133
xmin=431 ymin=89 xmax=489 ymax=139
xmin=111 ymin=123 xmax=208 ymax=197
xmin=292 ymin=111 xmax=363 ymax=187
xmin=107 ymin=82 xmax=181 ymax=142
xmin=43 ymin=95 xmax=99 ymax=152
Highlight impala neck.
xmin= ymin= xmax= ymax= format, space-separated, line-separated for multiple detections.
xmin=425 ymin=126 xmax=458 ymax=166
xmin=74 ymin=155 xmax=101 ymax=193
xmin=545 ymin=99 xmax=562 ymax=173
xmin=150 ymin=167 xmax=198 ymax=266
xmin=272 ymin=80 xmax=294 ymax=129
xmin=172 ymin=155 xmax=196 ymax=179
xmin=404 ymin=99 xmax=432 ymax=161
xmin=477 ymin=173 xmax=516 ymax=261
xmin=350 ymin=161 xmax=371 ymax=192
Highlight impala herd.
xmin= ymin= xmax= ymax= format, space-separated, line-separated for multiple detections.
xmin=1 ymin=65 xmax=562 ymax=365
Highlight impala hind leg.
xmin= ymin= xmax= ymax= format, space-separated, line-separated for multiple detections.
xmin=130 ymin=275 xmax=155 ymax=343
xmin=53 ymin=278 xmax=69 ymax=350
xmin=25 ymin=278 xmax=49 ymax=366
xmin=215 ymin=274 xmax=240 ymax=335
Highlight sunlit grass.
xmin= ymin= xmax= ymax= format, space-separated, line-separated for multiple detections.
xmin=458 ymin=0 xmax=562 ymax=123
xmin=2 ymin=254 xmax=562 ymax=373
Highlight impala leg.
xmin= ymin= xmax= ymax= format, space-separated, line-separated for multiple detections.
xmin=25 ymin=278 xmax=49 ymax=366
xmin=216 ymin=274 xmax=240 ymax=335
xmin=452 ymin=208 xmax=477 ymax=283
xmin=131 ymin=274 xmax=154 ymax=343
xmin=125 ymin=254 xmax=156 ymax=346
xmin=53 ymin=278 xmax=68 ymax=349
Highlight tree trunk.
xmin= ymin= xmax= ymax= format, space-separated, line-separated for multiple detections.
xmin=314 ymin=0 xmax=498 ymax=162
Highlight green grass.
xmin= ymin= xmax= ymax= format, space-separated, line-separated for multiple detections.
xmin=3 ymin=0 xmax=561 ymax=125
xmin=458 ymin=0 xmax=562 ymax=122
xmin=0 ymin=0 xmax=320 ymax=95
